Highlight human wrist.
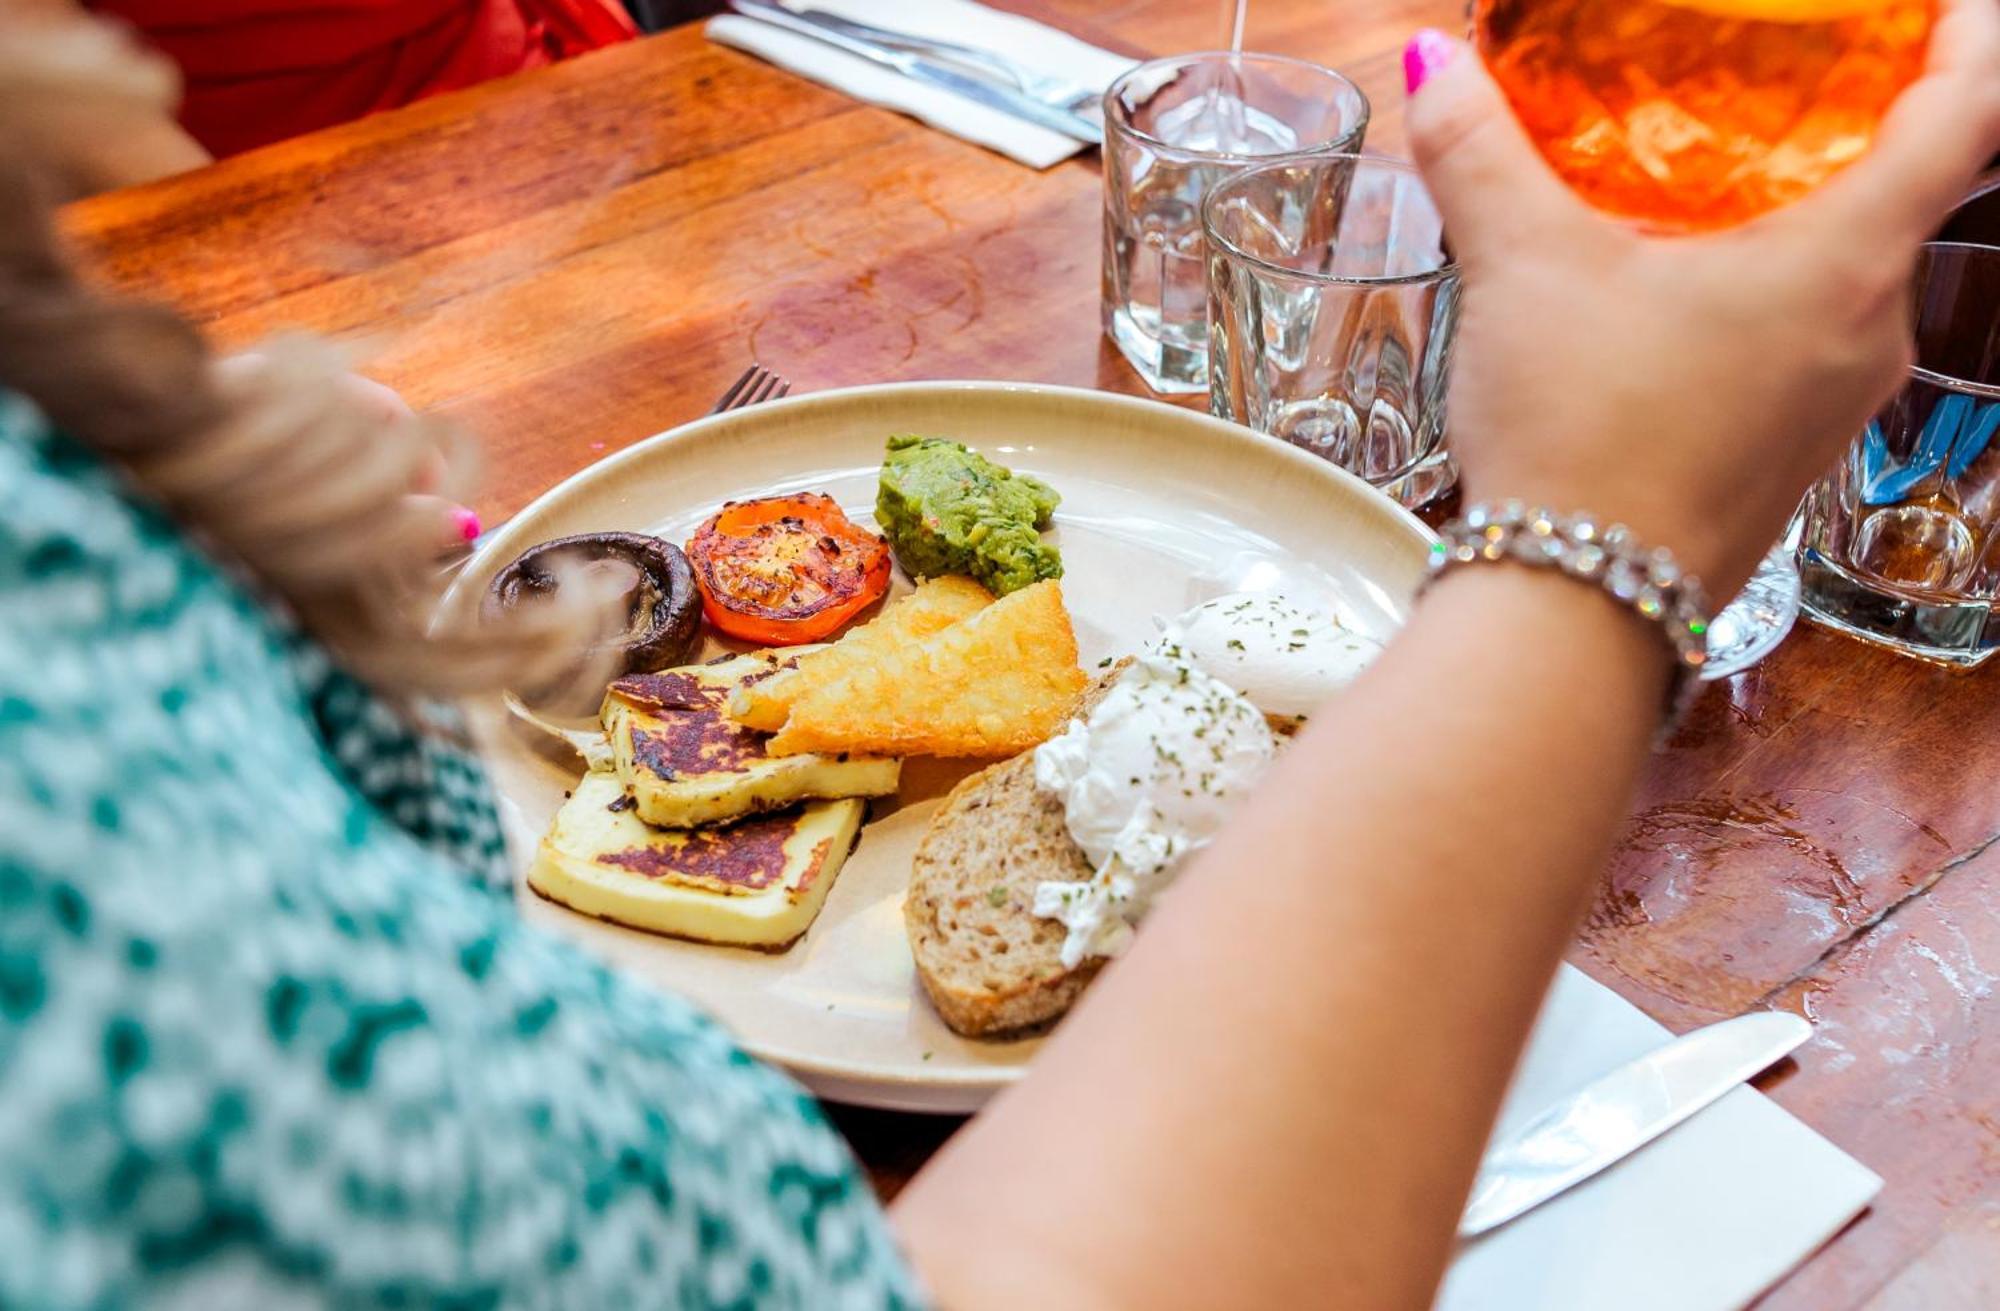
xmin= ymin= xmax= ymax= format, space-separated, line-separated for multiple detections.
xmin=1420 ymin=501 xmax=1700 ymax=733
xmin=1455 ymin=472 xmax=1761 ymax=597
xmin=1419 ymin=559 xmax=1677 ymax=698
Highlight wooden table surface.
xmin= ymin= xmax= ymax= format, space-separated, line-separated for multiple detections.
xmin=60 ymin=6 xmax=2000 ymax=1306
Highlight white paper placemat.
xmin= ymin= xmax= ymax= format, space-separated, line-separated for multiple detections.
xmin=1443 ymin=967 xmax=1880 ymax=1310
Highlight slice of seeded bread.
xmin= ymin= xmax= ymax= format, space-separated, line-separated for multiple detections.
xmin=904 ymin=664 xmax=1127 ymax=1038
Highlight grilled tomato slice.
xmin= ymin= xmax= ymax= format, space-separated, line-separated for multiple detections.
xmin=687 ymin=494 xmax=891 ymax=645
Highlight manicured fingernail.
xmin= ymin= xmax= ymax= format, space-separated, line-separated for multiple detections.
xmin=1404 ymin=29 xmax=1455 ymax=96
xmin=451 ymin=506 xmax=482 ymax=543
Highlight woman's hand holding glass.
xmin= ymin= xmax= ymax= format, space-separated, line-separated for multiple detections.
xmin=1404 ymin=0 xmax=2000 ymax=601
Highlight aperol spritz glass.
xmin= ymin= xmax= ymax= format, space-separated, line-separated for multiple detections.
xmin=1475 ymin=0 xmax=1934 ymax=233
xmin=1475 ymin=0 xmax=1933 ymax=675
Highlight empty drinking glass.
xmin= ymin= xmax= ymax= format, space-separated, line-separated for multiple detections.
xmin=1202 ymin=154 xmax=1457 ymax=505
xmin=1102 ymin=53 xmax=1369 ymax=395
xmin=1798 ymin=242 xmax=2000 ymax=664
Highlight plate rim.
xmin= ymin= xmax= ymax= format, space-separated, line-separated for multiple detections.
xmin=454 ymin=379 xmax=1439 ymax=1110
xmin=470 ymin=380 xmax=1438 ymax=566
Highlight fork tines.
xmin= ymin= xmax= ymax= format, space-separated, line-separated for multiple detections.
xmin=711 ymin=364 xmax=792 ymax=414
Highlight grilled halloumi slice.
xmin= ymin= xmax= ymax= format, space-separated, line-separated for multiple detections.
xmin=528 ymin=772 xmax=864 ymax=950
xmin=602 ymin=651 xmax=900 ymax=829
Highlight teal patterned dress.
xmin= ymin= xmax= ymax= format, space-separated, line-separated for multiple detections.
xmin=0 ymin=390 xmax=927 ymax=1309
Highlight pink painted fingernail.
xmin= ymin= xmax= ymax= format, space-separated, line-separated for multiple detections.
xmin=451 ymin=506 xmax=482 ymax=543
xmin=1404 ymin=29 xmax=1455 ymax=96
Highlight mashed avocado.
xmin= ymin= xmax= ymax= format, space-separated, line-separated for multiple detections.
xmin=877 ymin=435 xmax=1062 ymax=596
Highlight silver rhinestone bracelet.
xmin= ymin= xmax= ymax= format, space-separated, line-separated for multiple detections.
xmin=1423 ymin=502 xmax=1713 ymax=735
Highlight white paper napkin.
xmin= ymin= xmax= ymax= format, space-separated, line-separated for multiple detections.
xmin=1444 ymin=967 xmax=1882 ymax=1310
xmin=706 ymin=0 xmax=1137 ymax=168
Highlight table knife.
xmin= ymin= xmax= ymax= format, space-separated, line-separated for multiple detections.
xmin=1459 ymin=1011 xmax=1812 ymax=1239
xmin=728 ymin=0 xmax=1103 ymax=145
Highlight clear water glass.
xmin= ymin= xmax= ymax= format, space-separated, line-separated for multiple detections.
xmin=1202 ymin=154 xmax=1457 ymax=504
xmin=1102 ymin=53 xmax=1369 ymax=395
xmin=1798 ymin=242 xmax=2000 ymax=665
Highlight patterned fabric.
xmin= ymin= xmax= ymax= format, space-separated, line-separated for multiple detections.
xmin=0 ymin=390 xmax=925 ymax=1309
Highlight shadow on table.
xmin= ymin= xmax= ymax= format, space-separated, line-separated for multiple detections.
xmin=825 ymin=1103 xmax=966 ymax=1201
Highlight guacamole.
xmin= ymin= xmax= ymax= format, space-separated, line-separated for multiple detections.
xmin=877 ymin=435 xmax=1062 ymax=595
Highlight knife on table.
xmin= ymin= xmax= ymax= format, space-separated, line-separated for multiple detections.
xmin=728 ymin=0 xmax=1104 ymax=146
xmin=1459 ymin=1011 xmax=1813 ymax=1239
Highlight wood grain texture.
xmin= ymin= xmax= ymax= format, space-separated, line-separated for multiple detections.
xmin=57 ymin=4 xmax=2000 ymax=1305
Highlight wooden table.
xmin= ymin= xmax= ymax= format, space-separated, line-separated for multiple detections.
xmin=61 ymin=7 xmax=2000 ymax=1306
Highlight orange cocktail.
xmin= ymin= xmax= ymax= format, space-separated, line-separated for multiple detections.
xmin=1476 ymin=0 xmax=1934 ymax=231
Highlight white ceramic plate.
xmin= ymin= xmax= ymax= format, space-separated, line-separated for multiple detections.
xmin=450 ymin=382 xmax=1433 ymax=1113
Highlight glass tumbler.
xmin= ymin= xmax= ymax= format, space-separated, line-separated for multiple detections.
xmin=1202 ymin=154 xmax=1457 ymax=504
xmin=1799 ymin=241 xmax=2000 ymax=665
xmin=1102 ymin=53 xmax=1370 ymax=395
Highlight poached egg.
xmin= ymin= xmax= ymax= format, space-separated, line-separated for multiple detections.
xmin=1031 ymin=654 xmax=1278 ymax=966
xmin=1148 ymin=592 xmax=1381 ymax=723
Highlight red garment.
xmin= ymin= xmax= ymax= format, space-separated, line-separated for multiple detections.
xmin=92 ymin=0 xmax=638 ymax=157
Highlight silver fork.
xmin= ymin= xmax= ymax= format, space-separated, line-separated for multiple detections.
xmin=710 ymin=363 xmax=792 ymax=413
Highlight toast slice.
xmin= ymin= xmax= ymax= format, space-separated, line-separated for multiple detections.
xmin=904 ymin=754 xmax=1105 ymax=1036
xmin=604 ymin=652 xmax=900 ymax=828
xmin=903 ymin=662 xmax=1128 ymax=1037
xmin=730 ymin=576 xmax=994 ymax=732
xmin=528 ymin=771 xmax=865 ymax=950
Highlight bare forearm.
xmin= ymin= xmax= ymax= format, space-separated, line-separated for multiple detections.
xmin=895 ymin=566 xmax=1670 ymax=1309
